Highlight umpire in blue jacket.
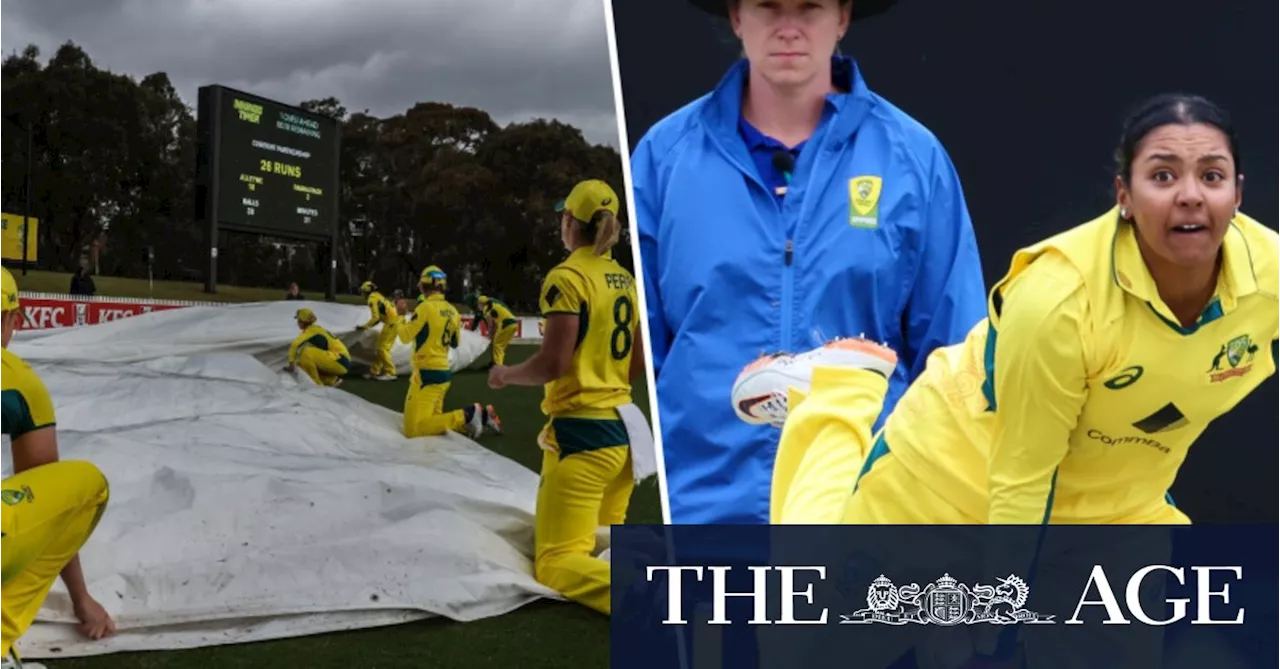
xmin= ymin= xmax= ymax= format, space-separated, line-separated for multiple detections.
xmin=632 ymin=0 xmax=987 ymax=525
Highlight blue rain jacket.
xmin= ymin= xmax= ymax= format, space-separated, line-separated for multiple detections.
xmin=633 ymin=56 xmax=987 ymax=525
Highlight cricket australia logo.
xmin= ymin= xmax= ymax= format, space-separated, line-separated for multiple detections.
xmin=840 ymin=574 xmax=1055 ymax=626
xmin=1207 ymin=334 xmax=1258 ymax=383
xmin=856 ymin=180 xmax=874 ymax=200
xmin=1 ymin=485 xmax=35 ymax=506
xmin=847 ymin=175 xmax=882 ymax=229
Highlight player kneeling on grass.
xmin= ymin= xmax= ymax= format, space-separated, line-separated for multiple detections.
xmin=1 ymin=268 xmax=115 ymax=668
xmin=356 ymin=281 xmax=400 ymax=381
xmin=285 ymin=309 xmax=352 ymax=387
xmin=733 ymin=93 xmax=1278 ymax=527
xmin=488 ymin=179 xmax=646 ymax=616
xmin=395 ymin=265 xmax=501 ymax=439
xmin=463 ymin=292 xmax=519 ymax=368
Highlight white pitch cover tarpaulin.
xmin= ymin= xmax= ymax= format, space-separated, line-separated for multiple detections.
xmin=9 ymin=300 xmax=491 ymax=373
xmin=1 ymin=301 xmax=563 ymax=659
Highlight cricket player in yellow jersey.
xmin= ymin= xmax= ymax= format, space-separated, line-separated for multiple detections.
xmin=355 ymin=281 xmax=400 ymax=380
xmin=396 ymin=265 xmax=500 ymax=440
xmin=488 ymin=179 xmax=646 ymax=616
xmin=1 ymin=268 xmax=115 ymax=667
xmin=743 ymin=94 xmax=1279 ymax=529
xmin=285 ymin=309 xmax=351 ymax=387
xmin=464 ymin=293 xmax=519 ymax=367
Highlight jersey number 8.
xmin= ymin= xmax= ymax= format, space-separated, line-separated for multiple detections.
xmin=610 ymin=296 xmax=633 ymax=360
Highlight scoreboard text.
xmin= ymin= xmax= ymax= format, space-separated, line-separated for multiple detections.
xmin=197 ymin=85 xmax=339 ymax=239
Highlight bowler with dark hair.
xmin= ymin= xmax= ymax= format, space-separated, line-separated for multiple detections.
xmin=744 ymin=90 xmax=1278 ymax=666
xmin=751 ymin=92 xmax=1278 ymax=529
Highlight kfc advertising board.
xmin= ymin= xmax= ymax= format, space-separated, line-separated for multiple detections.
xmin=17 ymin=293 xmax=544 ymax=340
xmin=18 ymin=295 xmax=189 ymax=330
xmin=460 ymin=316 xmax=549 ymax=340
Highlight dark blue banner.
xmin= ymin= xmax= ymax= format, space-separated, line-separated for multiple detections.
xmin=611 ymin=525 xmax=1278 ymax=669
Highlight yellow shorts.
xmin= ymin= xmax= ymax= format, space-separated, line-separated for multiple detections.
xmin=2 ymin=460 xmax=110 ymax=657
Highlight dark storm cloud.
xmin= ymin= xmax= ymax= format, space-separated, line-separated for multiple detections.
xmin=1 ymin=0 xmax=623 ymax=147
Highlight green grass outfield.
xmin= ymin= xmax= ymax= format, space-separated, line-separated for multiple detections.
xmin=42 ymin=342 xmax=655 ymax=667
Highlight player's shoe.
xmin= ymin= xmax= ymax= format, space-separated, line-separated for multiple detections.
xmin=731 ymin=335 xmax=899 ymax=428
xmin=482 ymin=404 xmax=503 ymax=434
xmin=464 ymin=403 xmax=485 ymax=439
xmin=375 ymin=373 xmax=398 ymax=382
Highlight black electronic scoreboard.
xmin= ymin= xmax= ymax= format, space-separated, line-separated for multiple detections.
xmin=196 ymin=84 xmax=341 ymax=296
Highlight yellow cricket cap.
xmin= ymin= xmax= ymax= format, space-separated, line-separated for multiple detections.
xmin=554 ymin=179 xmax=619 ymax=223
xmin=295 ymin=308 xmax=317 ymax=323
xmin=421 ymin=265 xmax=447 ymax=283
xmin=0 ymin=264 xmax=18 ymax=312
xmin=0 ymin=266 xmax=31 ymax=326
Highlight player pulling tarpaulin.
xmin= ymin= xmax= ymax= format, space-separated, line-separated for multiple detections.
xmin=487 ymin=178 xmax=654 ymax=616
xmin=2 ymin=267 xmax=116 ymax=669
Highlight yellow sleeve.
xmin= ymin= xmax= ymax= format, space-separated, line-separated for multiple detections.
xmin=288 ymin=331 xmax=306 ymax=363
xmin=7 ymin=364 xmax=57 ymax=438
xmin=397 ymin=304 xmax=427 ymax=346
xmin=987 ymin=268 xmax=1089 ymax=525
xmin=362 ymin=295 xmax=382 ymax=328
xmin=772 ymin=366 xmax=887 ymax=524
xmin=494 ymin=300 xmax=514 ymax=322
xmin=539 ymin=267 xmax=585 ymax=317
xmin=449 ymin=308 xmax=461 ymax=349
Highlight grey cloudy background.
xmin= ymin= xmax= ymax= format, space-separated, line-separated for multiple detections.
xmin=1 ymin=0 xmax=624 ymax=148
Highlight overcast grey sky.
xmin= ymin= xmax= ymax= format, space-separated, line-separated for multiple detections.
xmin=1 ymin=0 xmax=623 ymax=148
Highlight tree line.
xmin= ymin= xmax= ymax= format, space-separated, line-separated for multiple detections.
xmin=1 ymin=42 xmax=630 ymax=312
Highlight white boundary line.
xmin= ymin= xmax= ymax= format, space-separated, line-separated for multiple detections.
xmin=18 ymin=291 xmax=224 ymax=307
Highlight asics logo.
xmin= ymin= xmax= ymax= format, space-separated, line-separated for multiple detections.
xmin=1103 ymin=366 xmax=1143 ymax=390
xmin=737 ymin=395 xmax=773 ymax=416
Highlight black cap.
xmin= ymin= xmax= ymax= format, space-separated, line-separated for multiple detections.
xmin=688 ymin=0 xmax=896 ymax=22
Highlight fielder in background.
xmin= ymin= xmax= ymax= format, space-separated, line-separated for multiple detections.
xmin=397 ymin=265 xmax=501 ymax=440
xmin=285 ymin=309 xmax=351 ymax=388
xmin=463 ymin=292 xmax=519 ymax=367
xmin=632 ymin=0 xmax=986 ymax=525
xmin=355 ymin=281 xmax=400 ymax=380
xmin=2 ymin=267 xmax=115 ymax=668
xmin=488 ymin=179 xmax=647 ymax=616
